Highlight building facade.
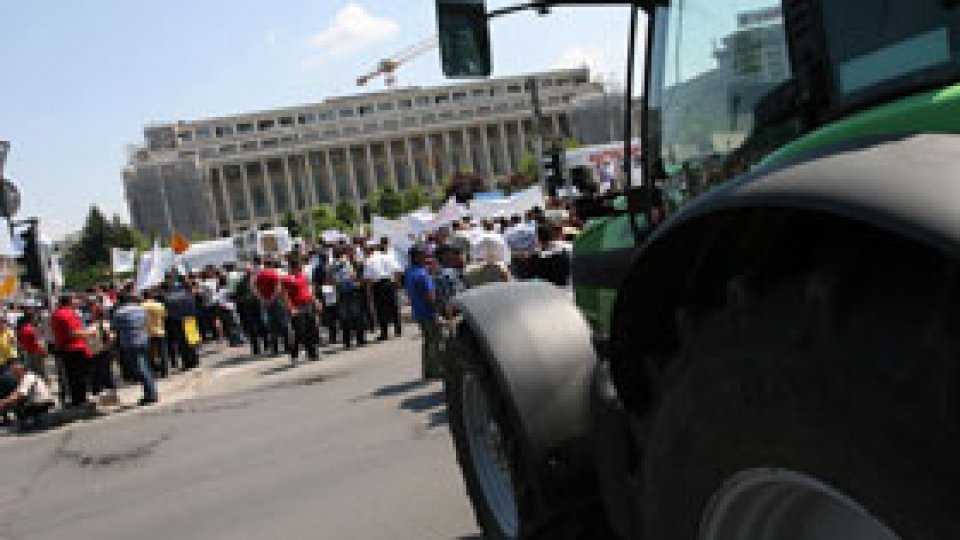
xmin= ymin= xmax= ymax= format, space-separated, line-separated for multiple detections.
xmin=124 ymin=68 xmax=601 ymax=238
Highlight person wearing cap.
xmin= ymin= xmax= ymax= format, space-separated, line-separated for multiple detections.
xmin=404 ymin=244 xmax=441 ymax=379
xmin=0 ymin=360 xmax=54 ymax=431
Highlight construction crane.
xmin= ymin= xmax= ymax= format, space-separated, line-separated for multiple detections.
xmin=357 ymin=35 xmax=439 ymax=88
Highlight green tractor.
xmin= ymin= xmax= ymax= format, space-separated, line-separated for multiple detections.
xmin=437 ymin=1 xmax=960 ymax=538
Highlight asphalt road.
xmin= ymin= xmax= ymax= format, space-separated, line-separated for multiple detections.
xmin=0 ymin=329 xmax=481 ymax=540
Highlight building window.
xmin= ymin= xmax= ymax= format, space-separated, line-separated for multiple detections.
xmin=196 ymin=127 xmax=212 ymax=139
xmin=472 ymin=88 xmax=487 ymax=98
xmin=219 ymin=145 xmax=237 ymax=155
xmin=439 ymin=110 xmax=455 ymax=120
xmin=415 ymin=95 xmax=431 ymax=107
xmin=398 ymin=99 xmax=413 ymax=110
xmin=358 ymin=104 xmax=374 ymax=116
xmin=298 ymin=112 xmax=317 ymax=125
xmin=422 ymin=113 xmax=436 ymax=125
xmin=435 ymin=94 xmax=449 ymax=104
xmin=199 ymin=147 xmax=216 ymax=157
xmin=302 ymin=132 xmax=321 ymax=142
xmin=540 ymin=79 xmax=553 ymax=87
xmin=317 ymin=110 xmax=333 ymax=122
xmin=278 ymin=116 xmax=294 ymax=127
xmin=323 ymin=129 xmax=338 ymax=138
xmin=241 ymin=141 xmax=258 ymax=151
xmin=377 ymin=102 xmax=395 ymax=112
xmin=343 ymin=126 xmax=360 ymax=136
xmin=556 ymin=79 xmax=569 ymax=86
xmin=363 ymin=122 xmax=379 ymax=133
xmin=262 ymin=138 xmax=279 ymax=149
xmin=237 ymin=122 xmax=254 ymax=134
xmin=178 ymin=150 xmax=197 ymax=159
xmin=215 ymin=126 xmax=234 ymax=137
xmin=574 ymin=74 xmax=588 ymax=84
xmin=339 ymin=108 xmax=355 ymax=119
xmin=507 ymin=84 xmax=522 ymax=94
xmin=452 ymin=91 xmax=467 ymax=102
xmin=178 ymin=131 xmax=193 ymax=142
xmin=280 ymin=135 xmax=297 ymax=145
xmin=257 ymin=119 xmax=275 ymax=131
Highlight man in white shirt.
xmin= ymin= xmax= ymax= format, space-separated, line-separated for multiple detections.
xmin=0 ymin=361 xmax=54 ymax=431
xmin=471 ymin=220 xmax=511 ymax=266
xmin=363 ymin=238 xmax=403 ymax=340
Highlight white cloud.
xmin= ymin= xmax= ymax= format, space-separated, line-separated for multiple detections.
xmin=552 ymin=46 xmax=609 ymax=76
xmin=306 ymin=3 xmax=400 ymax=58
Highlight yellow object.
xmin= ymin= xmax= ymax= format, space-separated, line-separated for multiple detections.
xmin=0 ymin=327 xmax=18 ymax=365
xmin=184 ymin=317 xmax=201 ymax=346
xmin=171 ymin=232 xmax=191 ymax=255
xmin=0 ymin=275 xmax=17 ymax=299
xmin=142 ymin=299 xmax=167 ymax=337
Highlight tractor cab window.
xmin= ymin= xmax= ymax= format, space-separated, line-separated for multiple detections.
xmin=648 ymin=1 xmax=794 ymax=196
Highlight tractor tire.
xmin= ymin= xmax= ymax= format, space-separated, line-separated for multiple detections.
xmin=445 ymin=332 xmax=614 ymax=540
xmin=639 ymin=243 xmax=960 ymax=538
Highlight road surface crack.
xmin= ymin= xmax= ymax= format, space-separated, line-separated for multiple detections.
xmin=55 ymin=433 xmax=172 ymax=468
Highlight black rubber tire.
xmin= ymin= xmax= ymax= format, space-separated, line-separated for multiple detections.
xmin=640 ymin=243 xmax=960 ymax=538
xmin=445 ymin=331 xmax=614 ymax=540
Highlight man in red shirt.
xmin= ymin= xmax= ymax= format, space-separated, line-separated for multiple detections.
xmin=283 ymin=256 xmax=320 ymax=363
xmin=51 ymin=295 xmax=94 ymax=407
xmin=254 ymin=259 xmax=289 ymax=356
xmin=16 ymin=308 xmax=47 ymax=381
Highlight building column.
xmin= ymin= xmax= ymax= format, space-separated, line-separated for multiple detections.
xmin=499 ymin=123 xmax=513 ymax=174
xmin=216 ymin=165 xmax=234 ymax=233
xmin=300 ymin=153 xmax=316 ymax=238
xmin=261 ymin=159 xmax=277 ymax=225
xmin=424 ymin=134 xmax=438 ymax=187
xmin=404 ymin=137 xmax=416 ymax=187
xmin=364 ymin=143 xmax=377 ymax=194
xmin=462 ymin=128 xmax=472 ymax=173
xmin=157 ymin=165 xmax=174 ymax=238
xmin=324 ymin=148 xmax=340 ymax=205
xmin=240 ymin=162 xmax=256 ymax=229
xmin=442 ymin=131 xmax=455 ymax=174
xmin=552 ymin=114 xmax=562 ymax=138
xmin=282 ymin=154 xmax=298 ymax=213
xmin=517 ymin=118 xmax=528 ymax=156
xmin=385 ymin=141 xmax=398 ymax=191
xmin=344 ymin=147 xmax=359 ymax=201
xmin=480 ymin=126 xmax=494 ymax=186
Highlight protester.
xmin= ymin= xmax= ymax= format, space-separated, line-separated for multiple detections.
xmin=162 ymin=278 xmax=200 ymax=370
xmin=51 ymin=295 xmax=95 ymax=407
xmin=235 ymin=266 xmax=266 ymax=355
xmin=15 ymin=310 xmax=48 ymax=382
xmin=283 ymin=256 xmax=320 ymax=363
xmin=111 ymin=293 xmax=159 ymax=406
xmin=0 ymin=360 xmax=54 ymax=431
xmin=404 ymin=245 xmax=441 ymax=380
xmin=86 ymin=300 xmax=119 ymax=405
xmin=332 ymin=248 xmax=367 ymax=349
xmin=464 ymin=237 xmax=513 ymax=289
xmin=142 ymin=291 xmax=169 ymax=378
xmin=0 ymin=318 xmax=19 ymax=375
xmin=255 ymin=259 xmax=289 ymax=355
xmin=435 ymin=244 xmax=466 ymax=321
xmin=363 ymin=238 xmax=403 ymax=341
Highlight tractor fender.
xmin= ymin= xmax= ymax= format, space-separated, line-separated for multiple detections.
xmin=454 ymin=281 xmax=599 ymax=504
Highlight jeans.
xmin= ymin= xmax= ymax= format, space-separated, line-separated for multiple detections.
xmin=119 ymin=345 xmax=158 ymax=402
xmin=418 ymin=318 xmax=442 ymax=379
xmin=263 ymin=300 xmax=290 ymax=354
xmin=372 ymin=279 xmax=402 ymax=338
xmin=289 ymin=304 xmax=320 ymax=361
xmin=148 ymin=336 xmax=169 ymax=377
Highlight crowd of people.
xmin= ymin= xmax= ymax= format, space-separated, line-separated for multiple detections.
xmin=0 ymin=205 xmax=579 ymax=433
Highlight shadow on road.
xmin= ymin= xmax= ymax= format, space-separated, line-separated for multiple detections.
xmin=212 ymin=353 xmax=277 ymax=369
xmin=3 ymin=405 xmax=107 ymax=437
xmin=400 ymin=390 xmax=444 ymax=412
xmin=371 ymin=379 xmax=431 ymax=398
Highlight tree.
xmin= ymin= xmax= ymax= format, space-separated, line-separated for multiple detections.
xmin=64 ymin=207 xmax=148 ymax=290
xmin=311 ymin=203 xmax=345 ymax=234
xmin=564 ymin=138 xmax=581 ymax=150
xmin=519 ymin=153 xmax=538 ymax=179
xmin=335 ymin=200 xmax=359 ymax=226
xmin=281 ymin=212 xmax=302 ymax=237
xmin=403 ymin=184 xmax=431 ymax=213
xmin=370 ymin=186 xmax=404 ymax=219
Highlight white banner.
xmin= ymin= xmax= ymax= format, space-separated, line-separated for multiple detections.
xmin=433 ymin=197 xmax=468 ymax=228
xmin=134 ymin=241 xmax=166 ymax=293
xmin=321 ymin=229 xmax=348 ymax=243
xmin=110 ymin=248 xmax=136 ymax=274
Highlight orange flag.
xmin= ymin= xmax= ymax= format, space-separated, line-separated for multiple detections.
xmin=170 ymin=232 xmax=191 ymax=254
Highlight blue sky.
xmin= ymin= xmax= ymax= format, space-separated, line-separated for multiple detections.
xmin=0 ymin=1 xmax=636 ymax=239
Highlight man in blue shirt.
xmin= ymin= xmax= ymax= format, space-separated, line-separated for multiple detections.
xmin=404 ymin=245 xmax=441 ymax=380
xmin=111 ymin=293 xmax=159 ymax=405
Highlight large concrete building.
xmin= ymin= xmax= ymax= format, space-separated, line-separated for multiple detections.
xmin=124 ymin=68 xmax=601 ymax=238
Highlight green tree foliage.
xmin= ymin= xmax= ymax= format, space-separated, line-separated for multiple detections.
xmin=63 ymin=207 xmax=147 ymax=290
xmin=564 ymin=138 xmax=581 ymax=150
xmin=311 ymin=203 xmax=345 ymax=234
xmin=335 ymin=200 xmax=359 ymax=226
xmin=370 ymin=186 xmax=404 ymax=219
xmin=402 ymin=184 xmax=431 ymax=213
xmin=519 ymin=153 xmax=538 ymax=179
xmin=281 ymin=212 xmax=302 ymax=237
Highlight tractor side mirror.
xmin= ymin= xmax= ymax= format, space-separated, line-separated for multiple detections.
xmin=436 ymin=0 xmax=492 ymax=78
